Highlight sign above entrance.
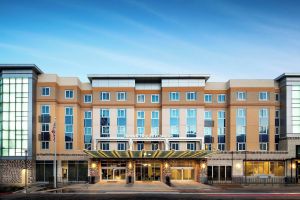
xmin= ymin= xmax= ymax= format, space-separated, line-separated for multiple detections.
xmin=83 ymin=149 xmax=215 ymax=159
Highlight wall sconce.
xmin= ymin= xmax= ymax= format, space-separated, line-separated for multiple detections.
xmin=128 ymin=162 xmax=133 ymax=170
xmin=236 ymin=163 xmax=242 ymax=169
xmin=165 ymin=163 xmax=169 ymax=168
xmin=201 ymin=163 xmax=206 ymax=169
xmin=292 ymin=163 xmax=296 ymax=169
xmin=91 ymin=162 xmax=97 ymax=169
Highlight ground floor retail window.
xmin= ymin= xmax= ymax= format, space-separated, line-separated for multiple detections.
xmin=135 ymin=161 xmax=161 ymax=181
xmin=171 ymin=167 xmax=194 ymax=180
xmin=62 ymin=160 xmax=88 ymax=181
xmin=208 ymin=165 xmax=232 ymax=181
xmin=101 ymin=161 xmax=126 ymax=180
xmin=244 ymin=161 xmax=284 ymax=176
xmin=36 ymin=160 xmax=54 ymax=182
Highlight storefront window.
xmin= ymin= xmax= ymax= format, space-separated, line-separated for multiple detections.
xmin=244 ymin=161 xmax=284 ymax=176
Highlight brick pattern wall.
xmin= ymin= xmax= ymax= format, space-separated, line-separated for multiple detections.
xmin=0 ymin=160 xmax=34 ymax=184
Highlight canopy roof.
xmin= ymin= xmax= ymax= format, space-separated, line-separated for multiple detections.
xmin=83 ymin=149 xmax=215 ymax=159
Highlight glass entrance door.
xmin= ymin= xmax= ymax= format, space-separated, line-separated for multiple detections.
xmin=135 ymin=162 xmax=161 ymax=181
xmin=171 ymin=167 xmax=194 ymax=180
xmin=102 ymin=168 xmax=126 ymax=181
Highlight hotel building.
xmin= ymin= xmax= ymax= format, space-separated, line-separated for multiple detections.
xmin=0 ymin=64 xmax=300 ymax=184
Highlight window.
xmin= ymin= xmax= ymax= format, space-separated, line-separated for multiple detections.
xmin=237 ymin=92 xmax=246 ymax=101
xmin=117 ymin=142 xmax=126 ymax=151
xmin=151 ymin=142 xmax=159 ymax=151
xmin=218 ymin=94 xmax=226 ymax=103
xmin=65 ymin=107 xmax=73 ymax=150
xmin=259 ymin=143 xmax=268 ymax=151
xmin=151 ymin=94 xmax=160 ymax=103
xmin=137 ymin=111 xmax=145 ymax=137
xmin=117 ymin=109 xmax=126 ymax=138
xmin=236 ymin=108 xmax=246 ymax=151
xmin=170 ymin=109 xmax=179 ymax=137
xmin=187 ymin=142 xmax=196 ymax=151
xmin=204 ymin=94 xmax=212 ymax=103
xmin=205 ymin=144 xmax=212 ymax=150
xmin=100 ymin=109 xmax=110 ymax=137
xmin=41 ymin=142 xmax=49 ymax=149
xmin=237 ymin=143 xmax=246 ymax=151
xmin=259 ymin=109 xmax=269 ymax=134
xmin=169 ymin=92 xmax=179 ymax=101
xmin=186 ymin=109 xmax=196 ymax=137
xmin=170 ymin=142 xmax=179 ymax=150
xmin=41 ymin=87 xmax=50 ymax=96
xmin=218 ymin=143 xmax=225 ymax=151
xmin=101 ymin=142 xmax=110 ymax=151
xmin=186 ymin=92 xmax=196 ymax=101
xmin=275 ymin=93 xmax=280 ymax=101
xmin=218 ymin=111 xmax=226 ymax=135
xmin=291 ymin=86 xmax=300 ymax=133
xmin=137 ymin=142 xmax=144 ymax=151
xmin=151 ymin=111 xmax=159 ymax=136
xmin=65 ymin=90 xmax=74 ymax=99
xmin=137 ymin=94 xmax=145 ymax=103
xmin=204 ymin=111 xmax=212 ymax=120
xmin=117 ymin=92 xmax=127 ymax=101
xmin=259 ymin=92 xmax=269 ymax=101
xmin=100 ymin=92 xmax=110 ymax=101
xmin=84 ymin=94 xmax=92 ymax=103
xmin=84 ymin=111 xmax=92 ymax=150
xmin=40 ymin=105 xmax=50 ymax=150
xmin=275 ymin=110 xmax=280 ymax=151
xmin=41 ymin=105 xmax=50 ymax=115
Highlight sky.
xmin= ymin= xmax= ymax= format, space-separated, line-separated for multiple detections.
xmin=0 ymin=0 xmax=300 ymax=82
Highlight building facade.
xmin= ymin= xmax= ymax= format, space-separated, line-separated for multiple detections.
xmin=0 ymin=65 xmax=300 ymax=184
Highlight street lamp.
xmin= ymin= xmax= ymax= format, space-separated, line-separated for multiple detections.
xmin=24 ymin=149 xmax=28 ymax=194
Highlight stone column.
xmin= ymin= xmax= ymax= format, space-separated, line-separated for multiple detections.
xmin=199 ymin=160 xmax=208 ymax=183
xmin=162 ymin=160 xmax=171 ymax=183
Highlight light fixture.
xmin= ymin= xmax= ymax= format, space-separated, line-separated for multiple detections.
xmin=236 ymin=163 xmax=242 ymax=169
xmin=91 ymin=162 xmax=97 ymax=169
xmin=128 ymin=162 xmax=133 ymax=169
xmin=165 ymin=163 xmax=169 ymax=168
xmin=292 ymin=163 xmax=296 ymax=169
xmin=201 ymin=163 xmax=206 ymax=169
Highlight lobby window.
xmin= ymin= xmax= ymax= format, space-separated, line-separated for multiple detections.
xmin=170 ymin=109 xmax=179 ymax=137
xmin=275 ymin=110 xmax=280 ymax=150
xmin=101 ymin=142 xmax=110 ymax=151
xmin=65 ymin=90 xmax=74 ymax=99
xmin=244 ymin=161 xmax=284 ymax=176
xmin=187 ymin=142 xmax=196 ymax=151
xmin=151 ymin=110 xmax=159 ymax=136
xmin=100 ymin=109 xmax=110 ymax=137
xmin=137 ymin=111 xmax=145 ymax=137
xmin=186 ymin=92 xmax=196 ymax=101
xmin=236 ymin=108 xmax=246 ymax=151
xmin=151 ymin=94 xmax=160 ymax=103
xmin=218 ymin=111 xmax=226 ymax=151
xmin=117 ymin=142 xmax=126 ymax=151
xmin=170 ymin=142 xmax=179 ymax=151
xmin=151 ymin=142 xmax=159 ymax=151
xmin=237 ymin=92 xmax=246 ymax=101
xmin=275 ymin=93 xmax=280 ymax=101
xmin=218 ymin=94 xmax=226 ymax=103
xmin=41 ymin=87 xmax=50 ymax=96
xmin=84 ymin=94 xmax=92 ymax=103
xmin=137 ymin=94 xmax=145 ymax=103
xmin=65 ymin=107 xmax=73 ymax=150
xmin=84 ymin=111 xmax=92 ymax=150
xmin=40 ymin=105 xmax=50 ymax=150
xmin=137 ymin=142 xmax=144 ymax=151
xmin=117 ymin=109 xmax=126 ymax=138
xmin=169 ymin=92 xmax=179 ymax=101
xmin=259 ymin=92 xmax=269 ymax=101
xmin=100 ymin=92 xmax=110 ymax=101
xmin=259 ymin=108 xmax=269 ymax=151
xmin=186 ymin=109 xmax=197 ymax=137
xmin=204 ymin=94 xmax=212 ymax=103
xmin=1 ymin=77 xmax=30 ymax=156
xmin=292 ymin=86 xmax=300 ymax=133
xmin=117 ymin=92 xmax=127 ymax=101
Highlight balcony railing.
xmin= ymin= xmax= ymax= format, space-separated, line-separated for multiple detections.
xmin=38 ymin=114 xmax=51 ymax=123
xmin=100 ymin=134 xmax=110 ymax=138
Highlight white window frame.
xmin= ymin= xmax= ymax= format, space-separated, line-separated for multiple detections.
xmin=186 ymin=92 xmax=196 ymax=101
xmin=259 ymin=92 xmax=269 ymax=101
xmin=101 ymin=142 xmax=110 ymax=151
xmin=204 ymin=94 xmax=212 ymax=103
xmin=117 ymin=142 xmax=126 ymax=151
xmin=84 ymin=94 xmax=92 ymax=103
xmin=151 ymin=94 xmax=160 ymax=103
xmin=137 ymin=143 xmax=144 ymax=151
xmin=170 ymin=142 xmax=179 ymax=151
xmin=117 ymin=92 xmax=127 ymax=101
xmin=137 ymin=94 xmax=145 ymax=103
xmin=217 ymin=94 xmax=226 ymax=103
xmin=65 ymin=90 xmax=74 ymax=99
xmin=237 ymin=92 xmax=246 ymax=101
xmin=237 ymin=142 xmax=246 ymax=151
xmin=187 ymin=142 xmax=196 ymax=151
xmin=41 ymin=87 xmax=51 ymax=96
xmin=259 ymin=142 xmax=268 ymax=151
xmin=100 ymin=92 xmax=110 ymax=101
xmin=169 ymin=92 xmax=180 ymax=101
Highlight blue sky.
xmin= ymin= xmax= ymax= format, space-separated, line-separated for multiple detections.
xmin=0 ymin=0 xmax=300 ymax=82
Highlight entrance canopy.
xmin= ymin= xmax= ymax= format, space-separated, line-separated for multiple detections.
xmin=83 ymin=149 xmax=214 ymax=159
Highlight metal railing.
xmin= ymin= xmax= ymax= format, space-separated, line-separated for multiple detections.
xmin=207 ymin=176 xmax=298 ymax=185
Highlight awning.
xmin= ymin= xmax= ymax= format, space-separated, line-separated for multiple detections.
xmin=83 ymin=149 xmax=215 ymax=159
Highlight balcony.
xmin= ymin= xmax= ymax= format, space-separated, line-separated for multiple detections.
xmin=38 ymin=114 xmax=51 ymax=123
xmin=171 ymin=134 xmax=179 ymax=138
xmin=100 ymin=134 xmax=110 ymax=138
xmin=204 ymin=120 xmax=214 ymax=127
xmin=186 ymin=132 xmax=196 ymax=137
